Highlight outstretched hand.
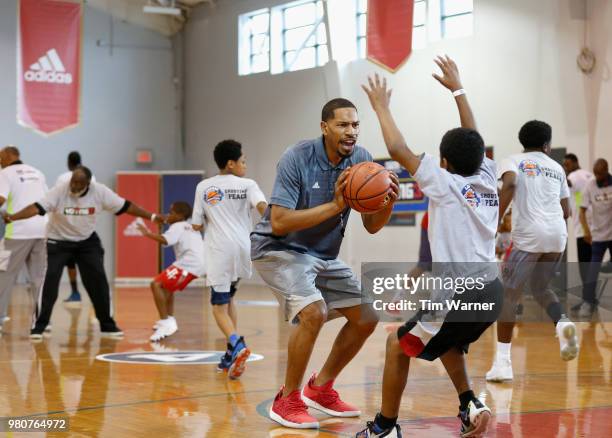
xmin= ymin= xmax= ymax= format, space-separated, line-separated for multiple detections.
xmin=1 ymin=212 xmax=11 ymax=224
xmin=362 ymin=73 xmax=392 ymax=111
xmin=432 ymin=55 xmax=463 ymax=92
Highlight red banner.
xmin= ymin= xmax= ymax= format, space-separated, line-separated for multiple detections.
xmin=116 ymin=173 xmax=160 ymax=280
xmin=17 ymin=0 xmax=82 ymax=136
xmin=367 ymin=0 xmax=414 ymax=72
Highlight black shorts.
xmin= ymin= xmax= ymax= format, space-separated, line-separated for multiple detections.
xmin=397 ymin=278 xmax=503 ymax=361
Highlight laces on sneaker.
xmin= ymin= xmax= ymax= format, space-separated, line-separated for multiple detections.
xmin=285 ymin=393 xmax=309 ymax=412
xmin=316 ymin=386 xmax=340 ymax=406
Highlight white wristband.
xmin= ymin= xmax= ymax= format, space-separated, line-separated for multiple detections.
xmin=452 ymin=88 xmax=466 ymax=97
xmin=151 ymin=213 xmax=157 ymax=222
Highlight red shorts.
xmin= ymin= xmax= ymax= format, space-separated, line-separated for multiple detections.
xmin=154 ymin=265 xmax=198 ymax=293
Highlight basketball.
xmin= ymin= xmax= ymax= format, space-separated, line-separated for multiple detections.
xmin=343 ymin=161 xmax=393 ymax=213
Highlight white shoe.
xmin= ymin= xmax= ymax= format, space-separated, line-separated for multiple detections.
xmin=152 ymin=316 xmax=175 ymax=330
xmin=44 ymin=325 xmax=52 ymax=333
xmin=556 ymin=318 xmax=579 ymax=361
xmin=485 ymin=359 xmax=513 ymax=382
xmin=577 ymin=303 xmax=596 ymax=318
xmin=1 ymin=316 xmax=10 ymax=323
xmin=460 ymin=398 xmax=492 ymax=437
xmin=150 ymin=319 xmax=178 ymax=342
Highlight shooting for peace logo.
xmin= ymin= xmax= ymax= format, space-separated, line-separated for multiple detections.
xmin=204 ymin=186 xmax=224 ymax=206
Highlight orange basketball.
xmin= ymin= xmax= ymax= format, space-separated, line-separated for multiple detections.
xmin=343 ymin=161 xmax=393 ymax=213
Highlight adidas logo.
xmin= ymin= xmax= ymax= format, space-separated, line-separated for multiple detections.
xmin=24 ymin=49 xmax=73 ymax=84
xmin=124 ymin=217 xmax=148 ymax=237
xmin=312 ymin=181 xmax=320 ymax=189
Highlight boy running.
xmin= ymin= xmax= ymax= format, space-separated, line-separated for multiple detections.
xmin=486 ymin=120 xmax=578 ymax=383
xmin=138 ymin=201 xmax=205 ymax=342
xmin=357 ymin=56 xmax=502 ymax=437
xmin=192 ymin=139 xmax=267 ymax=379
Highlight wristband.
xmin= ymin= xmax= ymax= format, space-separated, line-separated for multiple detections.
xmin=151 ymin=213 xmax=157 ymax=222
xmin=452 ymin=88 xmax=466 ymax=97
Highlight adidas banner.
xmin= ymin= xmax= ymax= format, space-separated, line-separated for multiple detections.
xmin=17 ymin=0 xmax=82 ymax=136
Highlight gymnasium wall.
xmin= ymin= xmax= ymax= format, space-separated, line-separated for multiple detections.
xmin=184 ymin=0 xmax=610 ymax=277
xmin=0 ymin=3 xmax=179 ymax=277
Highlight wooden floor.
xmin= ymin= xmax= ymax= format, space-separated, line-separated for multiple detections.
xmin=1 ymin=284 xmax=611 ymax=437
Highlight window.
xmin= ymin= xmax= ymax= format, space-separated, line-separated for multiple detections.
xmin=441 ymin=0 xmax=473 ymax=38
xmin=281 ymin=0 xmax=328 ymax=72
xmin=356 ymin=0 xmax=367 ymax=59
xmin=356 ymin=0 xmax=427 ymax=58
xmin=239 ymin=9 xmax=270 ymax=75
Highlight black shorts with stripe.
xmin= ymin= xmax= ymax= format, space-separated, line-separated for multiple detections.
xmin=397 ymin=278 xmax=504 ymax=361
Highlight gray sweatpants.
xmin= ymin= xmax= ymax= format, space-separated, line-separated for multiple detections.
xmin=0 ymin=238 xmax=47 ymax=324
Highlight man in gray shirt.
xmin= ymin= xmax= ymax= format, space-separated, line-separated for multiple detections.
xmin=251 ymin=98 xmax=398 ymax=429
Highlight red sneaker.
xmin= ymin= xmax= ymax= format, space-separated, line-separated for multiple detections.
xmin=269 ymin=387 xmax=319 ymax=429
xmin=301 ymin=373 xmax=361 ymax=417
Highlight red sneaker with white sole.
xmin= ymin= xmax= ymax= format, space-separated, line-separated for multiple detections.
xmin=269 ymin=387 xmax=319 ymax=429
xmin=301 ymin=373 xmax=361 ymax=417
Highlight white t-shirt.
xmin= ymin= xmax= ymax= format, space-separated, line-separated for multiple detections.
xmin=192 ymin=174 xmax=266 ymax=286
xmin=162 ymin=221 xmax=205 ymax=276
xmin=499 ymin=152 xmax=570 ymax=253
xmin=582 ymin=176 xmax=612 ymax=242
xmin=0 ymin=163 xmax=48 ymax=239
xmin=413 ymin=154 xmax=499 ymax=281
xmin=39 ymin=182 xmax=126 ymax=241
xmin=56 ymin=170 xmax=96 ymax=186
xmin=567 ymin=168 xmax=594 ymax=238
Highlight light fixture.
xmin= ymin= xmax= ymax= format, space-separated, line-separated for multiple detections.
xmin=143 ymin=1 xmax=182 ymax=16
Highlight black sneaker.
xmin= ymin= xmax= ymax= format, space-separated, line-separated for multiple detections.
xmin=459 ymin=398 xmax=491 ymax=437
xmin=356 ymin=421 xmax=402 ymax=437
xmin=217 ymin=343 xmax=232 ymax=372
xmin=30 ymin=328 xmax=44 ymax=341
xmin=100 ymin=327 xmax=124 ymax=338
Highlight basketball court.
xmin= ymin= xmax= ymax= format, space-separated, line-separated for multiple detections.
xmin=0 ymin=285 xmax=610 ymax=436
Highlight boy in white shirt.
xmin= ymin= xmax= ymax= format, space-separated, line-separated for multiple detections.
xmin=192 ymin=140 xmax=267 ymax=379
xmin=139 ymin=201 xmax=205 ymax=342
xmin=486 ymin=120 xmax=578 ymax=383
xmin=357 ymin=56 xmax=502 ymax=438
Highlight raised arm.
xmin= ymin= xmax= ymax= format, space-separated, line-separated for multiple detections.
xmin=433 ymin=55 xmax=476 ymax=130
xmin=362 ymin=74 xmax=421 ymax=176
xmin=271 ymin=169 xmax=349 ymax=235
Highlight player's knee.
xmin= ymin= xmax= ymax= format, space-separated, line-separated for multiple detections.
xmin=386 ymin=331 xmax=403 ymax=356
xmin=354 ymin=318 xmax=377 ymax=338
xmin=299 ymin=302 xmax=327 ymax=330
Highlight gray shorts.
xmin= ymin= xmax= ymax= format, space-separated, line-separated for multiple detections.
xmin=253 ymin=250 xmax=363 ymax=323
xmin=501 ymin=248 xmax=563 ymax=291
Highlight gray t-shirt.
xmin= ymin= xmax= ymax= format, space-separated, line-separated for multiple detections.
xmin=38 ymin=182 xmax=127 ymax=241
xmin=413 ymin=154 xmax=499 ymax=282
xmin=251 ymin=136 xmax=372 ymax=260
xmin=582 ymin=174 xmax=612 ymax=242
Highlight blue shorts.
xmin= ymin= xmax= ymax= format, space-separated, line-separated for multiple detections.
xmin=210 ymin=280 xmax=240 ymax=305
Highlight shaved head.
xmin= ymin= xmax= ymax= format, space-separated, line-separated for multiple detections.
xmin=593 ymin=158 xmax=609 ymax=183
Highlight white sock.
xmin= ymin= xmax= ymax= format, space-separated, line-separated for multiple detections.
xmin=496 ymin=342 xmax=512 ymax=362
